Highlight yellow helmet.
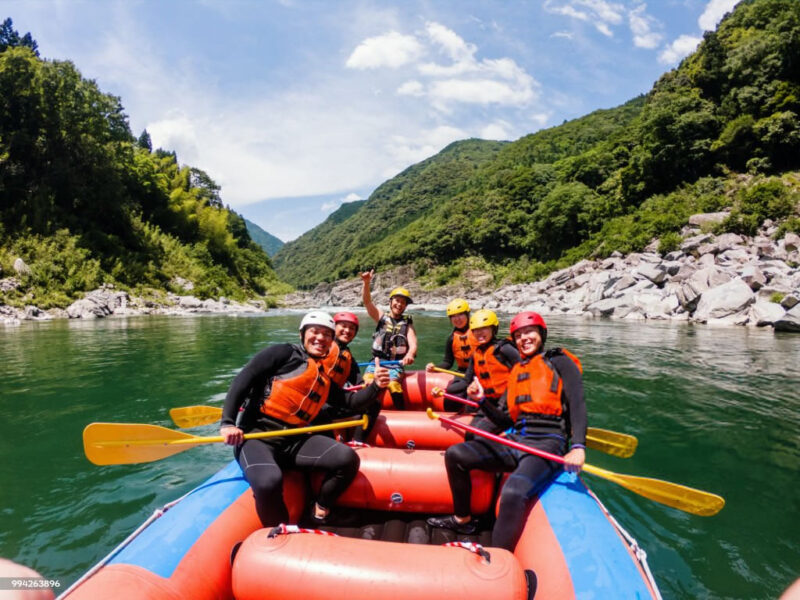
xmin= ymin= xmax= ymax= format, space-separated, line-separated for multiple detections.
xmin=470 ymin=309 xmax=499 ymax=330
xmin=389 ymin=287 xmax=413 ymax=303
xmin=446 ymin=298 xmax=470 ymax=316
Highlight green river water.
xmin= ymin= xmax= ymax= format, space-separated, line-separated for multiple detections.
xmin=0 ymin=312 xmax=798 ymax=599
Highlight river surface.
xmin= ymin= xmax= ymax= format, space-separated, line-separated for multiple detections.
xmin=1 ymin=312 xmax=798 ymax=599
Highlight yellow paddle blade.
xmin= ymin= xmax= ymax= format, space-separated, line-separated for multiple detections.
xmin=432 ymin=367 xmax=464 ymax=378
xmin=83 ymin=415 xmax=369 ymax=466
xmin=84 ymin=423 xmax=198 ymax=466
xmin=582 ymin=464 xmax=725 ymax=516
xmin=586 ymin=427 xmax=638 ymax=459
xmin=170 ymin=405 xmax=223 ymax=428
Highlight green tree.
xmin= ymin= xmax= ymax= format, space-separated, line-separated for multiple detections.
xmin=0 ymin=18 xmax=39 ymax=55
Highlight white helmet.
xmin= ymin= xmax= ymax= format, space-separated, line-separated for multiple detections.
xmin=299 ymin=311 xmax=335 ymax=333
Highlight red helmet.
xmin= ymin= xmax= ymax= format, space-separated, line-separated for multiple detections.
xmin=333 ymin=311 xmax=359 ymax=331
xmin=509 ymin=311 xmax=547 ymax=343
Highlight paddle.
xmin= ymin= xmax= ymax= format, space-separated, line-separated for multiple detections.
xmin=169 ymin=384 xmax=366 ymax=428
xmin=357 ymin=360 xmax=402 ymax=367
xmin=430 ymin=366 xmax=464 ymax=377
xmin=431 ymin=387 xmax=638 ymax=459
xmin=426 ymin=409 xmax=724 ymax=517
xmin=83 ymin=415 xmax=369 ymax=466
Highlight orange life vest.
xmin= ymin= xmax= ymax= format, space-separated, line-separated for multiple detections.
xmin=506 ymin=348 xmax=582 ymax=422
xmin=473 ymin=340 xmax=515 ymax=398
xmin=451 ymin=329 xmax=478 ymax=371
xmin=260 ymin=353 xmax=331 ymax=426
xmin=323 ymin=341 xmax=354 ymax=388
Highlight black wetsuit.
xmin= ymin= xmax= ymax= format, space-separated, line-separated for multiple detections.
xmin=221 ymin=343 xmax=380 ymax=526
xmin=443 ymin=351 xmax=587 ymax=551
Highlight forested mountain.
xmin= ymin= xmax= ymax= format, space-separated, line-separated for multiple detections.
xmin=0 ymin=19 xmax=289 ymax=308
xmin=275 ymin=0 xmax=800 ymax=289
xmin=244 ymin=219 xmax=284 ymax=257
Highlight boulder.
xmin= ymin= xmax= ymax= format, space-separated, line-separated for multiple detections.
xmin=781 ymin=295 xmax=799 ymax=310
xmin=740 ymin=265 xmax=767 ymax=291
xmin=697 ymin=253 xmax=716 ymax=268
xmin=670 ymin=264 xmax=697 ymax=283
xmin=177 ymin=295 xmax=203 ymax=309
xmin=692 ymin=278 xmax=755 ymax=322
xmin=749 ymin=299 xmax=786 ymax=327
xmin=783 ymin=232 xmax=800 ymax=253
xmin=13 ymin=258 xmax=31 ymax=276
xmin=674 ymin=281 xmax=703 ymax=312
xmin=774 ymin=304 xmax=800 ymax=332
xmin=586 ymin=296 xmax=632 ymax=318
xmin=688 ymin=212 xmax=729 ymax=228
xmin=635 ymin=262 xmax=667 ymax=285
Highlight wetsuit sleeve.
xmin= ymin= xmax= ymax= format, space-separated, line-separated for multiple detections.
xmin=328 ymin=381 xmax=381 ymax=412
xmin=496 ymin=340 xmax=520 ymax=368
xmin=480 ymin=391 xmax=514 ymax=430
xmin=445 ymin=356 xmax=473 ymax=396
xmin=436 ymin=332 xmax=456 ymax=369
xmin=551 ymin=354 xmax=587 ymax=446
xmin=221 ymin=344 xmax=294 ymax=427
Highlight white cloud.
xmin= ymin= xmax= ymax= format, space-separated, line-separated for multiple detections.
xmin=658 ymin=34 xmax=702 ymax=64
xmin=345 ymin=31 xmax=424 ymax=69
xmin=629 ymin=4 xmax=663 ymax=49
xmin=397 ymin=80 xmax=425 ymax=96
xmin=551 ymin=31 xmax=575 ymax=40
xmin=545 ymin=0 xmax=625 ymax=37
xmin=321 ymin=192 xmax=363 ymax=213
xmin=425 ymin=21 xmax=476 ymax=62
xmin=480 ymin=120 xmax=513 ymax=140
xmin=596 ymin=23 xmax=613 ymax=37
xmin=384 ymin=125 xmax=468 ymax=176
xmin=699 ymin=0 xmax=741 ymax=32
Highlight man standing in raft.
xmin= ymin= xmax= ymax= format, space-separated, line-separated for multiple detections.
xmin=360 ymin=269 xmax=418 ymax=411
xmin=446 ymin=308 xmax=519 ymax=423
xmin=220 ymin=311 xmax=390 ymax=525
xmin=428 ymin=311 xmax=586 ymax=551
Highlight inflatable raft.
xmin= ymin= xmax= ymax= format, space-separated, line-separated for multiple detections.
xmin=61 ymin=371 xmax=662 ymax=599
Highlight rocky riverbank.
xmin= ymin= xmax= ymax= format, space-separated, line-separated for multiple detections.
xmin=282 ymin=221 xmax=800 ymax=333
xmin=0 ymin=285 xmax=267 ymax=326
xmin=4 ymin=218 xmax=800 ymax=332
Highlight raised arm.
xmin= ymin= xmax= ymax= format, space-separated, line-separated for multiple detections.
xmin=360 ymin=269 xmax=382 ymax=322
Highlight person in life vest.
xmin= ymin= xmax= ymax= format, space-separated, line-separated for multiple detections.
xmin=360 ymin=269 xmax=418 ymax=409
xmin=220 ymin=311 xmax=390 ymax=526
xmin=445 ymin=308 xmax=519 ymax=417
xmin=425 ymin=298 xmax=477 ymax=374
xmin=313 ymin=312 xmax=374 ymax=443
xmin=427 ymin=311 xmax=587 ymax=551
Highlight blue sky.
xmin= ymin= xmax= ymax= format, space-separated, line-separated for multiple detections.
xmin=5 ymin=0 xmax=740 ymax=241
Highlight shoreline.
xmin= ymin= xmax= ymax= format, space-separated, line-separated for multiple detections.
xmin=3 ymin=224 xmax=800 ymax=333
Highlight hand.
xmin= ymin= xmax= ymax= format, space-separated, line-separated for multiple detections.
xmin=221 ymin=425 xmax=244 ymax=446
xmin=401 ymin=354 xmax=415 ymax=366
xmin=425 ymin=362 xmax=435 ymax=372
xmin=372 ymin=358 xmax=391 ymax=389
xmin=563 ymin=447 xmax=585 ymax=473
xmin=466 ymin=379 xmax=484 ymax=401
xmin=360 ymin=269 xmax=374 ymax=284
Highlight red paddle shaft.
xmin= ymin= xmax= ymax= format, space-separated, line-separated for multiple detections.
xmin=429 ymin=409 xmax=567 ymax=466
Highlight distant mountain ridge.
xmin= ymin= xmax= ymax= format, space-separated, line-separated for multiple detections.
xmin=273 ymin=0 xmax=800 ymax=289
xmin=244 ymin=219 xmax=284 ymax=257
